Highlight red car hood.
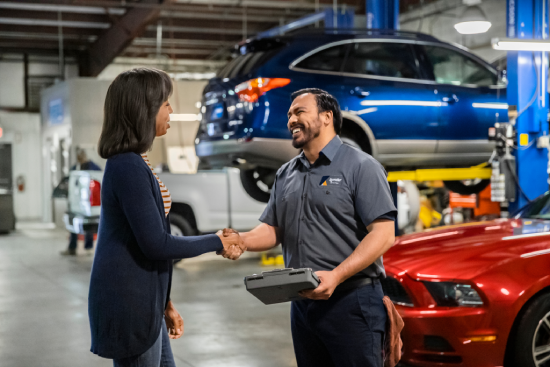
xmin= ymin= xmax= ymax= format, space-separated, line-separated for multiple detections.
xmin=384 ymin=219 xmax=529 ymax=281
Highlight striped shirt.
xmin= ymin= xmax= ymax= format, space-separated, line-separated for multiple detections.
xmin=141 ymin=154 xmax=172 ymax=217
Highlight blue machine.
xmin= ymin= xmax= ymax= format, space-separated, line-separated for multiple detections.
xmin=506 ymin=0 xmax=550 ymax=211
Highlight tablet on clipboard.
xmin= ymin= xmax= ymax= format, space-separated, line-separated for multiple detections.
xmin=244 ymin=268 xmax=320 ymax=305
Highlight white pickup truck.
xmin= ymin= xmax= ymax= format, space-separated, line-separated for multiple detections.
xmin=63 ymin=168 xmax=266 ymax=236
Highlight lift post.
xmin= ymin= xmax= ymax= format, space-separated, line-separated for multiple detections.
xmin=365 ymin=0 xmax=399 ymax=30
xmin=506 ymin=0 xmax=550 ymax=212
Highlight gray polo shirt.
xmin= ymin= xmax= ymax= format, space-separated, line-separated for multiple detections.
xmin=259 ymin=135 xmax=397 ymax=278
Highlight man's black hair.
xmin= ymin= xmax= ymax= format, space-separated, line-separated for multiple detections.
xmin=98 ymin=68 xmax=173 ymax=159
xmin=290 ymin=88 xmax=343 ymax=134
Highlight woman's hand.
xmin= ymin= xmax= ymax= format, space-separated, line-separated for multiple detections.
xmin=164 ymin=301 xmax=184 ymax=339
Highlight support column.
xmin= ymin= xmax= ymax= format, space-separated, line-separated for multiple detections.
xmin=506 ymin=0 xmax=550 ymax=211
xmin=366 ymin=0 xmax=399 ymax=30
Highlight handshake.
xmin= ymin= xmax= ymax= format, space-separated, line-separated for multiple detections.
xmin=215 ymin=228 xmax=246 ymax=260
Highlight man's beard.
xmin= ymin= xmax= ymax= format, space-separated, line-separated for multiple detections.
xmin=291 ymin=124 xmax=321 ymax=149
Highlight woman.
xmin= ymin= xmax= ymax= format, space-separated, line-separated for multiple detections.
xmin=88 ymin=68 xmax=244 ymax=366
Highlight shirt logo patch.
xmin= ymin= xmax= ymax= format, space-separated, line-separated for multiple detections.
xmin=319 ymin=176 xmax=343 ymax=186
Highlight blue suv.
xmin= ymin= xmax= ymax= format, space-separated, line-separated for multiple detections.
xmin=196 ymin=30 xmax=507 ymax=202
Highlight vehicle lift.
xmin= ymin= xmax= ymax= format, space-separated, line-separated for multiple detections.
xmin=368 ymin=0 xmax=550 ymax=228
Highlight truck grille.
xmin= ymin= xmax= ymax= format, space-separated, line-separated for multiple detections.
xmin=381 ymin=276 xmax=414 ymax=307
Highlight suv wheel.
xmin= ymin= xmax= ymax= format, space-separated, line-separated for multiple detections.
xmin=508 ymin=293 xmax=550 ymax=367
xmin=240 ymin=167 xmax=276 ymax=203
xmin=443 ymin=179 xmax=490 ymax=195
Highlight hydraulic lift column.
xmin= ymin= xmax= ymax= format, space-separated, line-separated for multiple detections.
xmin=365 ymin=0 xmax=400 ymax=233
xmin=506 ymin=0 xmax=550 ymax=212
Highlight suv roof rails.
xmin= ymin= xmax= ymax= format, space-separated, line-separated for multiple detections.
xmin=257 ymin=27 xmax=440 ymax=42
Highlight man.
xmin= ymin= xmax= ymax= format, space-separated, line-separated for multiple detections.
xmin=228 ymin=88 xmax=396 ymax=367
xmin=60 ymin=148 xmax=102 ymax=256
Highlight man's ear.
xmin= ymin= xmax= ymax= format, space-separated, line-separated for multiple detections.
xmin=322 ymin=110 xmax=333 ymax=127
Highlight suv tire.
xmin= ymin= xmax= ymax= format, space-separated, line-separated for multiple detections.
xmin=508 ymin=292 xmax=550 ymax=367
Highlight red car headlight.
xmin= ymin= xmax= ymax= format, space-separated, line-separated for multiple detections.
xmin=423 ymin=282 xmax=484 ymax=307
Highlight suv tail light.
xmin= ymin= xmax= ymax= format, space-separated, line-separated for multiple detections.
xmin=89 ymin=179 xmax=101 ymax=207
xmin=235 ymin=77 xmax=290 ymax=103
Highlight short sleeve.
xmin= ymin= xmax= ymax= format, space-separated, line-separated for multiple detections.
xmin=353 ymin=160 xmax=397 ymax=228
xmin=259 ymin=174 xmax=279 ymax=227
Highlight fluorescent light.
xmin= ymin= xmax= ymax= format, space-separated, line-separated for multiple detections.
xmin=492 ymin=37 xmax=550 ymax=51
xmin=472 ymin=102 xmax=508 ymax=109
xmin=454 ymin=21 xmax=491 ymax=34
xmin=170 ymin=114 xmax=200 ymax=121
xmin=360 ymin=100 xmax=447 ymax=107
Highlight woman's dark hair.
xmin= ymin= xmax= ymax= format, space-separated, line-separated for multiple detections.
xmin=98 ymin=68 xmax=173 ymax=159
xmin=290 ymin=88 xmax=343 ymax=134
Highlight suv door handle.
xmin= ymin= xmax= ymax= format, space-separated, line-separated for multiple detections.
xmin=442 ymin=94 xmax=459 ymax=104
xmin=350 ymin=87 xmax=370 ymax=97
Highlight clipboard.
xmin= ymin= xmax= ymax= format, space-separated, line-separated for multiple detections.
xmin=244 ymin=268 xmax=320 ymax=305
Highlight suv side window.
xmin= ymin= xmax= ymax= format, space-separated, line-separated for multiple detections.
xmin=294 ymin=44 xmax=349 ymax=72
xmin=343 ymin=42 xmax=421 ymax=79
xmin=423 ymin=45 xmax=497 ymax=86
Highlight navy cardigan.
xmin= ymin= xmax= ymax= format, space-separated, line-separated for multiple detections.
xmin=88 ymin=152 xmax=223 ymax=359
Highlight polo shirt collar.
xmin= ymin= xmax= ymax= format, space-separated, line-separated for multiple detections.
xmin=298 ymin=135 xmax=343 ymax=166
xmin=321 ymin=135 xmax=343 ymax=162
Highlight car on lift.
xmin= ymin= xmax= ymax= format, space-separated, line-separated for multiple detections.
xmin=196 ymin=29 xmax=508 ymax=202
xmin=381 ymin=192 xmax=550 ymax=367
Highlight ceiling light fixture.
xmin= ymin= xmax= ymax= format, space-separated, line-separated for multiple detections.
xmin=454 ymin=1 xmax=492 ymax=35
xmin=492 ymin=37 xmax=550 ymax=51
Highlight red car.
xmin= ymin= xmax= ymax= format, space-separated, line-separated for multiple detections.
xmin=382 ymin=192 xmax=550 ymax=367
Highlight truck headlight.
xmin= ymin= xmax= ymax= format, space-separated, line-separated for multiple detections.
xmin=423 ymin=282 xmax=483 ymax=307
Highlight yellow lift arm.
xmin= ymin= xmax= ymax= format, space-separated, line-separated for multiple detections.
xmin=387 ymin=164 xmax=492 ymax=182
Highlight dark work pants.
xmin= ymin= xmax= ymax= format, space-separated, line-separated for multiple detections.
xmin=291 ymin=281 xmax=386 ymax=367
xmin=68 ymin=232 xmax=94 ymax=250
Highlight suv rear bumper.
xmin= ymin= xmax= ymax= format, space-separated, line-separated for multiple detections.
xmin=64 ymin=212 xmax=99 ymax=234
xmin=196 ymin=137 xmax=299 ymax=169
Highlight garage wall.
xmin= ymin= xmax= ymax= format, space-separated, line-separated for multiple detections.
xmin=0 ymin=112 xmax=42 ymax=221
xmin=0 ymin=57 xmax=79 ymax=110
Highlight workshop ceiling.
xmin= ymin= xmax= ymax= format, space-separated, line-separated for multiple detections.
xmin=0 ymin=0 xmax=434 ymax=76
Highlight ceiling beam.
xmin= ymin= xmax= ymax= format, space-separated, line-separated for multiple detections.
xmin=133 ymin=37 xmax=234 ymax=48
xmin=146 ymin=24 xmax=264 ymax=35
xmin=0 ymin=17 xmax=110 ymax=29
xmin=83 ymin=0 xmax=167 ymax=77
xmin=124 ymin=47 xmax=214 ymax=55
xmin=158 ymin=10 xmax=307 ymax=22
xmin=0 ymin=31 xmax=97 ymax=42
xmin=7 ymin=0 xmax=354 ymax=12
xmin=0 ymin=24 xmax=101 ymax=36
xmin=0 ymin=2 xmax=126 ymax=15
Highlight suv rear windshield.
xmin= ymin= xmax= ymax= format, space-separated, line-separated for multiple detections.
xmin=217 ymin=39 xmax=285 ymax=79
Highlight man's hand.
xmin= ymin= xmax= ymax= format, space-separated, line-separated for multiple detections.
xmin=164 ymin=301 xmax=184 ymax=340
xmin=216 ymin=229 xmax=246 ymax=260
xmin=299 ymin=271 xmax=342 ymax=300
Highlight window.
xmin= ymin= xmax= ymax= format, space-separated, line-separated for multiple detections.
xmin=343 ymin=42 xmax=421 ymax=79
xmin=294 ymin=44 xmax=349 ymax=73
xmin=423 ymin=46 xmax=497 ymax=86
xmin=217 ymin=51 xmax=275 ymax=79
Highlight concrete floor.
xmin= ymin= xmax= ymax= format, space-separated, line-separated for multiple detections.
xmin=0 ymin=228 xmax=296 ymax=367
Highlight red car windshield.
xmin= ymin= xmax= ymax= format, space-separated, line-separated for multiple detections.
xmin=514 ymin=192 xmax=550 ymax=219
